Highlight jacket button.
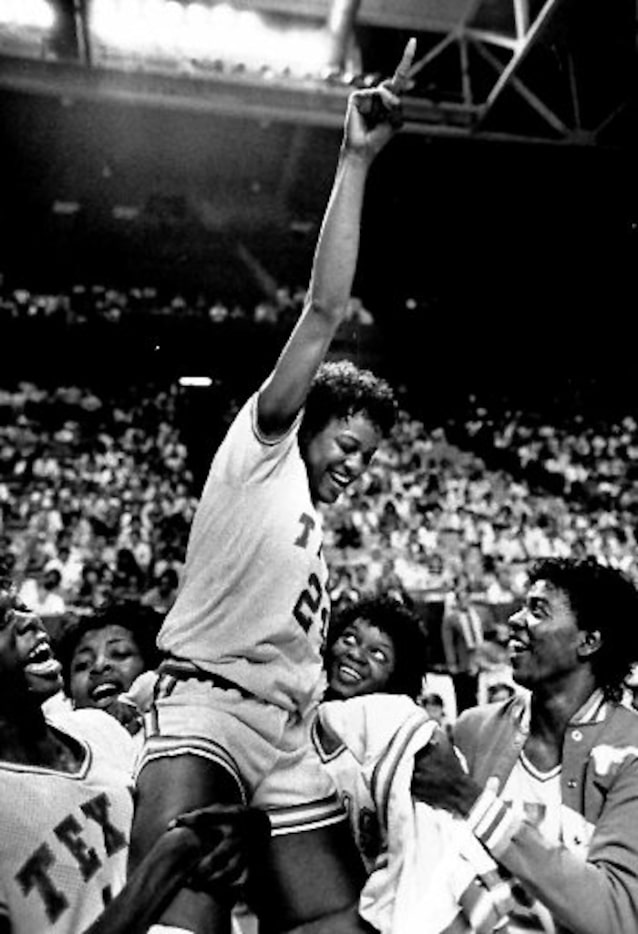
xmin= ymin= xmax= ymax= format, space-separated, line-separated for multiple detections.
xmin=567 ymin=779 xmax=577 ymax=788
xmin=571 ymin=730 xmax=583 ymax=742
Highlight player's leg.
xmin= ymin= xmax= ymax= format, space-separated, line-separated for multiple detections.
xmin=244 ymin=698 xmax=371 ymax=933
xmin=247 ymin=818 xmax=369 ymax=934
xmin=130 ymin=753 xmax=244 ymax=934
xmin=130 ymin=674 xmax=300 ymax=933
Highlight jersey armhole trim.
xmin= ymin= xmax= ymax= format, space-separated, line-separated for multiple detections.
xmin=251 ymin=392 xmax=304 ymax=447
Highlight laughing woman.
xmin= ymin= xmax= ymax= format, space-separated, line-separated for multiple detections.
xmin=57 ymin=601 xmax=162 ymax=734
xmin=0 ymin=579 xmax=271 ymax=934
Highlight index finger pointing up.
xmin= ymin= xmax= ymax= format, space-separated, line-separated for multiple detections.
xmin=388 ymin=37 xmax=416 ymax=94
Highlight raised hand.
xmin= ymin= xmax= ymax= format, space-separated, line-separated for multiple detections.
xmin=343 ymin=37 xmax=416 ymax=159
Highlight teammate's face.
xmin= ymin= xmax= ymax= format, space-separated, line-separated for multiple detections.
xmin=328 ymin=617 xmax=396 ymax=699
xmin=69 ymin=624 xmax=146 ymax=710
xmin=508 ymin=579 xmax=584 ymax=690
xmin=305 ymin=413 xmax=381 ymax=505
xmin=0 ymin=592 xmax=62 ymax=705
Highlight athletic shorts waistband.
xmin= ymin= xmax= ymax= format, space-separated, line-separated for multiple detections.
xmin=158 ymin=657 xmax=253 ymax=699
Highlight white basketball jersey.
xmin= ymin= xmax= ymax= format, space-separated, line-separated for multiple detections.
xmin=314 ymin=694 xmax=423 ymax=871
xmin=158 ymin=393 xmax=330 ymax=713
xmin=0 ymin=710 xmax=135 ymax=934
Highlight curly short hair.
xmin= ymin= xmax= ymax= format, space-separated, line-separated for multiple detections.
xmin=57 ymin=600 xmax=163 ymax=695
xmin=300 ymin=360 xmax=397 ymax=445
xmin=529 ymin=557 xmax=638 ymax=702
xmin=325 ymin=595 xmax=427 ymax=699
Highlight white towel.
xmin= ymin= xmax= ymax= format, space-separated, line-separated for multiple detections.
xmin=319 ymin=695 xmax=512 ymax=934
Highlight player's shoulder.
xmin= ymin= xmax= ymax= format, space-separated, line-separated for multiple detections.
xmin=47 ymin=707 xmax=135 ymax=770
xmin=455 ymin=694 xmax=524 ymax=743
xmin=320 ymin=693 xmax=427 ymax=761
xmin=321 ymin=693 xmax=420 ymax=730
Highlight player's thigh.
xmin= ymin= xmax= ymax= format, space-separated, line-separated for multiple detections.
xmin=129 ymin=754 xmax=243 ymax=869
xmin=248 ymin=819 xmax=367 ymax=933
xmin=132 ymin=756 xmax=243 ymax=934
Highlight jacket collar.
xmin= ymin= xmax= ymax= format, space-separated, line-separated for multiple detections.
xmin=517 ymin=686 xmax=608 ymax=732
xmin=570 ymin=688 xmax=608 ymax=725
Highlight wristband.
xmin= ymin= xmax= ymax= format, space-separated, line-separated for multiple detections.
xmin=467 ymin=787 xmax=522 ymax=858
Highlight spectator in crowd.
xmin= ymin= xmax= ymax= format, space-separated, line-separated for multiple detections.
xmin=412 ymin=556 xmax=638 ymax=934
xmin=328 ymin=566 xmax=363 ymax=615
xmin=484 ymin=560 xmax=517 ymax=605
xmin=44 ymin=541 xmax=84 ymax=600
xmin=486 ymin=681 xmax=516 ymax=704
xmin=420 ymin=691 xmax=448 ymax=729
xmin=440 ymin=577 xmax=484 ymax=713
xmin=129 ymin=44 xmax=413 ymax=934
xmin=421 ymin=552 xmax=451 ymax=599
xmin=475 ymin=620 xmax=516 ymax=705
xmin=111 ymin=548 xmax=145 ymax=601
xmin=141 ymin=567 xmax=180 ymax=616
xmin=18 ymin=566 xmax=66 ymax=618
xmin=0 ymin=577 xmax=271 ymax=934
xmin=74 ymin=562 xmax=111 ymax=611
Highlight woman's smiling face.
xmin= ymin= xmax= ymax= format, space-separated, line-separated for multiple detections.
xmin=303 ymin=413 xmax=381 ymax=505
xmin=507 ymin=579 xmax=584 ymax=690
xmin=69 ymin=623 xmax=146 ymax=710
xmin=0 ymin=591 xmax=62 ymax=705
xmin=327 ymin=617 xmax=396 ymax=699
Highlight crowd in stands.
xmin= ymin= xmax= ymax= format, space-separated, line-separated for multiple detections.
xmin=0 ymin=380 xmax=196 ymax=627
xmin=467 ymin=403 xmax=638 ymax=515
xmin=0 ymin=279 xmax=374 ymax=330
xmin=3 ymin=365 xmax=638 ymax=720
xmin=1 ymin=390 xmax=636 ymax=624
xmin=3 ymin=279 xmax=638 ymax=721
xmin=323 ymin=405 xmax=638 ymax=603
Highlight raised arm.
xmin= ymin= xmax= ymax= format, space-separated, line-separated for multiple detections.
xmin=257 ymin=39 xmax=415 ymax=438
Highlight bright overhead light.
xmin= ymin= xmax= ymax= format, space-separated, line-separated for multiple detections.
xmin=112 ymin=205 xmax=140 ymax=220
xmin=52 ymin=200 xmax=80 ymax=214
xmin=0 ymin=0 xmax=55 ymax=29
xmin=90 ymin=0 xmax=332 ymax=76
xmin=178 ymin=376 xmax=213 ymax=387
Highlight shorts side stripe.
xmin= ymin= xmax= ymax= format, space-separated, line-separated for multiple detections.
xmin=267 ymin=794 xmax=347 ymax=837
xmin=136 ymin=735 xmax=248 ymax=802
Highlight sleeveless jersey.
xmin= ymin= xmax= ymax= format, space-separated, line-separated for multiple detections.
xmin=0 ymin=710 xmax=135 ymax=934
xmin=158 ymin=393 xmax=330 ymax=713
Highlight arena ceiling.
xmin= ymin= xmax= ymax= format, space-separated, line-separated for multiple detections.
xmin=0 ymin=0 xmax=635 ymax=331
xmin=0 ymin=0 xmax=633 ymax=145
